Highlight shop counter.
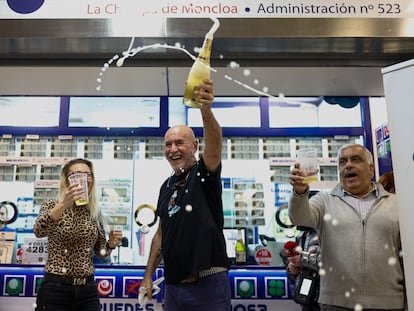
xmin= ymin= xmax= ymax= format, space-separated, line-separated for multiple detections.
xmin=0 ymin=264 xmax=301 ymax=311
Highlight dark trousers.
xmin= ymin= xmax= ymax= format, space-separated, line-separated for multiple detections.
xmin=35 ymin=275 xmax=99 ymax=311
xmin=164 ymin=271 xmax=231 ymax=311
xmin=302 ymin=302 xmax=321 ymax=311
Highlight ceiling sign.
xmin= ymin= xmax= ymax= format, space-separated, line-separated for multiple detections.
xmin=1 ymin=0 xmax=413 ymax=19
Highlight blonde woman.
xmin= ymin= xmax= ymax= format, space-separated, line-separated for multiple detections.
xmin=34 ymin=158 xmax=122 ymax=311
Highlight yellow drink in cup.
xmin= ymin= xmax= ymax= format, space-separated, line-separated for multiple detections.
xmin=68 ymin=173 xmax=89 ymax=206
xmin=303 ymin=174 xmax=318 ymax=184
xmin=75 ymin=197 xmax=88 ymax=206
xmin=296 ymin=148 xmax=319 ymax=184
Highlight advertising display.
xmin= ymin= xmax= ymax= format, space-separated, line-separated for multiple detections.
xmin=375 ymin=122 xmax=393 ymax=176
xmin=0 ymin=265 xmax=300 ymax=311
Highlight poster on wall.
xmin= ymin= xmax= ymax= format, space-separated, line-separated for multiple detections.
xmin=0 ymin=232 xmax=16 ymax=264
xmin=97 ymin=179 xmax=133 ymax=232
xmin=16 ymin=237 xmax=48 ymax=265
xmin=375 ymin=122 xmax=393 ymax=175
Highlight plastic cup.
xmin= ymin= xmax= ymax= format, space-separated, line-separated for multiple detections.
xmin=68 ymin=173 xmax=89 ymax=206
xmin=296 ymin=148 xmax=319 ymax=183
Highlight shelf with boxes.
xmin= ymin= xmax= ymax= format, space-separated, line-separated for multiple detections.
xmin=232 ymin=180 xmax=266 ymax=227
xmin=269 ymin=135 xmax=363 ymax=184
xmin=0 ymin=136 xmax=16 ymax=157
xmin=229 ymin=137 xmax=260 ymax=159
xmin=262 ymin=137 xmax=291 ymax=159
xmin=113 ymin=138 xmax=140 ymax=159
xmin=144 ymin=137 xmax=164 ymax=159
xmin=197 ymin=138 xmax=228 ymax=160
xmin=17 ymin=137 xmax=47 ymax=157
xmin=50 ymin=137 xmax=78 ymax=158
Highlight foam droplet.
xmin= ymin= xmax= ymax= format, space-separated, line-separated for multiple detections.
xmin=354 ymin=304 xmax=363 ymax=311
xmin=116 ymin=58 xmax=125 ymax=67
xmin=100 ymin=248 xmax=106 ymax=256
xmin=185 ymin=204 xmax=192 ymax=212
xmin=140 ymin=225 xmax=150 ymax=234
xmin=323 ymin=213 xmax=332 ymax=221
xmin=388 ymin=257 xmax=397 ymax=266
xmin=243 ymin=69 xmax=251 ymax=76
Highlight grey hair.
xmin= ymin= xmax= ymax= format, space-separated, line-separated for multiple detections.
xmin=337 ymin=143 xmax=373 ymax=165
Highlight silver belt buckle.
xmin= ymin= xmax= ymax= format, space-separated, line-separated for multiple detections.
xmin=72 ymin=277 xmax=87 ymax=286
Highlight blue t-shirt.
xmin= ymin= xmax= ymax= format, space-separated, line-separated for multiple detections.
xmin=156 ymin=157 xmax=229 ymax=284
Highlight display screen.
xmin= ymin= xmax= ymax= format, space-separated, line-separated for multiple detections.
xmin=299 ymin=277 xmax=312 ymax=295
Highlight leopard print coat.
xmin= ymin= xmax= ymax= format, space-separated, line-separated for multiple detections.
xmin=34 ymin=199 xmax=107 ymax=278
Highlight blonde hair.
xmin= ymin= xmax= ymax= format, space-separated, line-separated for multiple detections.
xmin=59 ymin=158 xmax=104 ymax=227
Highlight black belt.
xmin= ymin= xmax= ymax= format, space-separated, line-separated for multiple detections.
xmin=181 ymin=267 xmax=227 ymax=284
xmin=44 ymin=273 xmax=95 ymax=286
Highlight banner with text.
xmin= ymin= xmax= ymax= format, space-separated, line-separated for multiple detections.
xmin=0 ymin=0 xmax=413 ymax=19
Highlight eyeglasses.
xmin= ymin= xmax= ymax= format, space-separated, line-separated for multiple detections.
xmin=67 ymin=171 xmax=94 ymax=179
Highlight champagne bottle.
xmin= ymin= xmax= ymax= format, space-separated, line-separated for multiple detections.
xmin=183 ymin=34 xmax=213 ymax=108
xmin=235 ymin=229 xmax=247 ymax=265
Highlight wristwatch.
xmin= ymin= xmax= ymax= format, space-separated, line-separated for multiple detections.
xmin=106 ymin=241 xmax=116 ymax=250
